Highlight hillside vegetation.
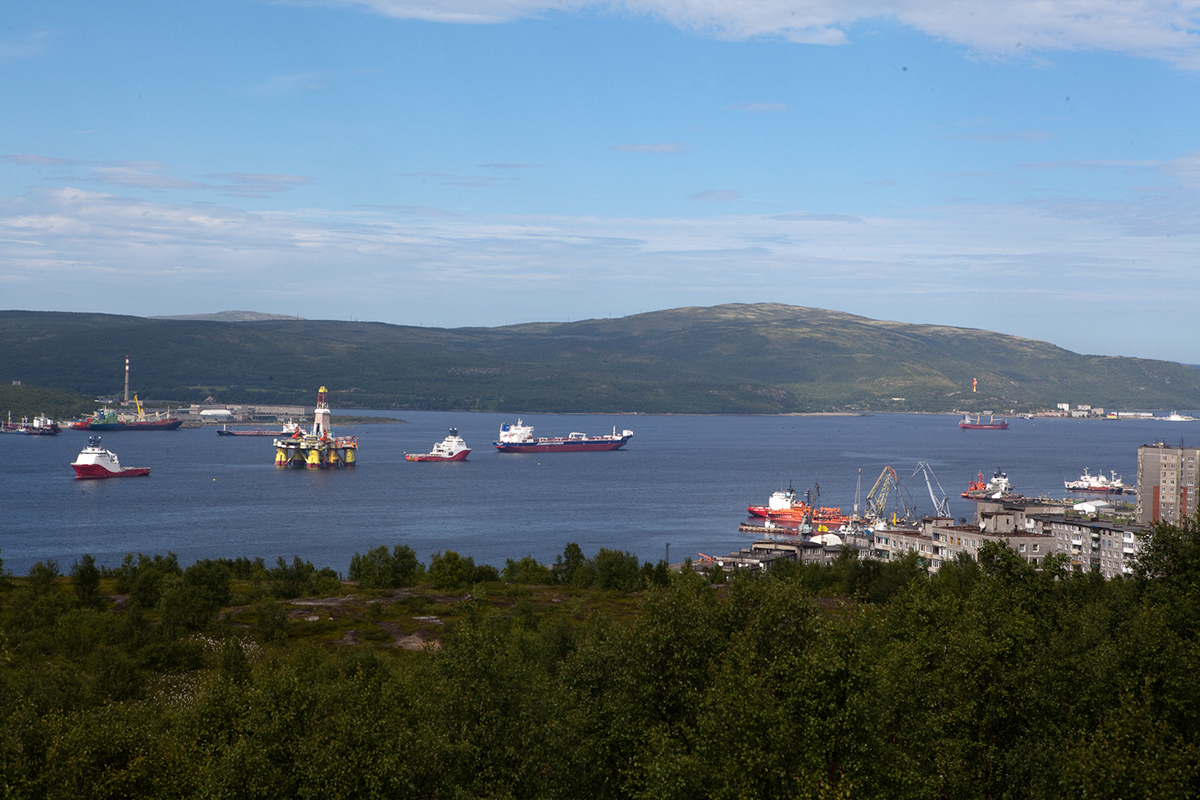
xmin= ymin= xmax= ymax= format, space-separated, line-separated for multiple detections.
xmin=1 ymin=304 xmax=1197 ymax=413
xmin=3 ymin=515 xmax=1200 ymax=798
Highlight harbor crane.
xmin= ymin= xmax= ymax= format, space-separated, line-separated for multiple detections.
xmin=864 ymin=466 xmax=915 ymax=524
xmin=912 ymin=462 xmax=951 ymax=519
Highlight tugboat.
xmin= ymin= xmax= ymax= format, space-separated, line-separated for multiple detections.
xmin=70 ymin=436 xmax=151 ymax=479
xmin=493 ymin=419 xmax=633 ymax=453
xmin=406 ymin=428 xmax=471 ymax=462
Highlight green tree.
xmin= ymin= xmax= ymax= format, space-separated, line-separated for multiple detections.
xmin=554 ymin=542 xmax=586 ymax=585
xmin=503 ymin=555 xmax=552 ymax=585
xmin=348 ymin=544 xmax=424 ymax=589
xmin=592 ymin=548 xmax=643 ymax=593
xmin=70 ymin=554 xmax=102 ymax=609
xmin=428 ymin=550 xmax=476 ymax=591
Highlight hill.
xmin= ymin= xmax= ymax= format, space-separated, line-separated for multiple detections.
xmin=1 ymin=304 xmax=1197 ymax=413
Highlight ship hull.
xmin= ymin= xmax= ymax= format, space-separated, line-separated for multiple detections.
xmin=71 ymin=464 xmax=151 ymax=479
xmin=406 ymin=449 xmax=470 ymax=462
xmin=959 ymin=422 xmax=1009 ymax=430
xmin=1 ymin=424 xmax=61 ymax=435
xmin=217 ymin=429 xmax=278 ymax=436
xmin=494 ymin=437 xmax=630 ymax=453
xmin=74 ymin=419 xmax=183 ymax=431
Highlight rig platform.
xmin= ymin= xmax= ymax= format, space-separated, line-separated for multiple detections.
xmin=273 ymin=387 xmax=358 ymax=469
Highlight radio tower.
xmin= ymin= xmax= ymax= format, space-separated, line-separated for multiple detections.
xmin=124 ymin=356 xmax=130 ymax=404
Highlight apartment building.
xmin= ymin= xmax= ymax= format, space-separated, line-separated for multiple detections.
xmin=1136 ymin=442 xmax=1200 ymax=525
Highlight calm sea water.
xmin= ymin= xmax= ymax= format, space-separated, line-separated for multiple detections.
xmin=2 ymin=412 xmax=1196 ymax=574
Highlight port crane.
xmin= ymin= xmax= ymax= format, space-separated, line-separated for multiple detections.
xmin=863 ymin=466 xmax=915 ymax=524
xmin=912 ymin=462 xmax=951 ymax=518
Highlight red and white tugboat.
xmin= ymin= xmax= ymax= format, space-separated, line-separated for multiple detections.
xmin=406 ymin=428 xmax=471 ymax=462
xmin=70 ymin=436 xmax=151 ymax=479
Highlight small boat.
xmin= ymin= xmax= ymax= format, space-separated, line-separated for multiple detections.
xmin=1160 ymin=412 xmax=1199 ymax=422
xmin=70 ymin=436 xmax=151 ymax=479
xmin=959 ymin=414 xmax=1009 ymax=430
xmin=1 ymin=412 xmax=61 ymax=435
xmin=218 ymin=421 xmax=302 ymax=437
xmin=494 ymin=419 xmax=633 ymax=453
xmin=406 ymin=428 xmax=471 ymax=462
xmin=1065 ymin=468 xmax=1134 ymax=494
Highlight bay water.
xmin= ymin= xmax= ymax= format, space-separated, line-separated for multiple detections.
xmin=2 ymin=411 xmax=1194 ymax=575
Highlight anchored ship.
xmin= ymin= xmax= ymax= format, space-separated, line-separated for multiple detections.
xmin=406 ymin=428 xmax=471 ymax=462
xmin=493 ymin=419 xmax=633 ymax=453
xmin=1065 ymin=468 xmax=1134 ymax=494
xmin=70 ymin=436 xmax=151 ymax=479
xmin=959 ymin=414 xmax=1009 ymax=430
xmin=70 ymin=398 xmax=182 ymax=431
xmin=1 ymin=413 xmax=61 ymax=435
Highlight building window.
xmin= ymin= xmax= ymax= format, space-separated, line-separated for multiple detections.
xmin=1033 ymin=544 xmax=1039 ymax=552
xmin=1019 ymin=544 xmax=1026 ymax=552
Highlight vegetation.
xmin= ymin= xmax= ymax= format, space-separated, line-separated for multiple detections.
xmin=3 ymin=304 xmax=1199 ymax=414
xmin=0 ymin=383 xmax=93 ymax=421
xmin=4 ymin=515 xmax=1200 ymax=797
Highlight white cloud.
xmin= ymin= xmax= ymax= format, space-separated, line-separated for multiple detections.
xmin=312 ymin=0 xmax=1200 ymax=66
xmin=3 ymin=184 xmax=1199 ymax=359
xmin=0 ymin=31 xmax=53 ymax=60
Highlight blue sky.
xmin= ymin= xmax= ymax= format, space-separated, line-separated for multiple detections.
xmin=2 ymin=0 xmax=1199 ymax=362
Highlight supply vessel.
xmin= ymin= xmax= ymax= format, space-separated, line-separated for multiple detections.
xmin=493 ymin=419 xmax=633 ymax=453
xmin=406 ymin=428 xmax=471 ymax=462
xmin=70 ymin=436 xmax=151 ymax=479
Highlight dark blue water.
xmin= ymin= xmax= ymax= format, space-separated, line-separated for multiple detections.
xmin=2 ymin=412 xmax=1194 ymax=574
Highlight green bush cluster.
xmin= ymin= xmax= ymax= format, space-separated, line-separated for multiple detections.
xmin=5 ymin=517 xmax=1200 ymax=798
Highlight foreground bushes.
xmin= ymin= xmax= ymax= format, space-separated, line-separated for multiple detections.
xmin=3 ymin=517 xmax=1200 ymax=798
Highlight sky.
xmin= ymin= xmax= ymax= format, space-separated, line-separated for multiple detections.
xmin=2 ymin=0 xmax=1199 ymax=363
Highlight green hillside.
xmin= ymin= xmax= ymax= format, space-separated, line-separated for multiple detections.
xmin=1 ymin=304 xmax=1197 ymax=413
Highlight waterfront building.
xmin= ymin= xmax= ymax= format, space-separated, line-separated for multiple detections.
xmin=1136 ymin=442 xmax=1200 ymax=525
xmin=873 ymin=518 xmax=1054 ymax=572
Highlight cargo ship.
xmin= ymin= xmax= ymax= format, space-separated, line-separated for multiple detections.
xmin=1 ymin=413 xmax=61 ymax=435
xmin=406 ymin=428 xmax=471 ymax=462
xmin=959 ymin=413 xmax=1008 ymax=430
xmin=70 ymin=436 xmax=151 ymax=479
xmin=70 ymin=400 xmax=182 ymax=431
xmin=493 ymin=419 xmax=633 ymax=453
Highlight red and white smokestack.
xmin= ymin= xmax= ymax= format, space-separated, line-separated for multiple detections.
xmin=125 ymin=356 xmax=130 ymax=404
